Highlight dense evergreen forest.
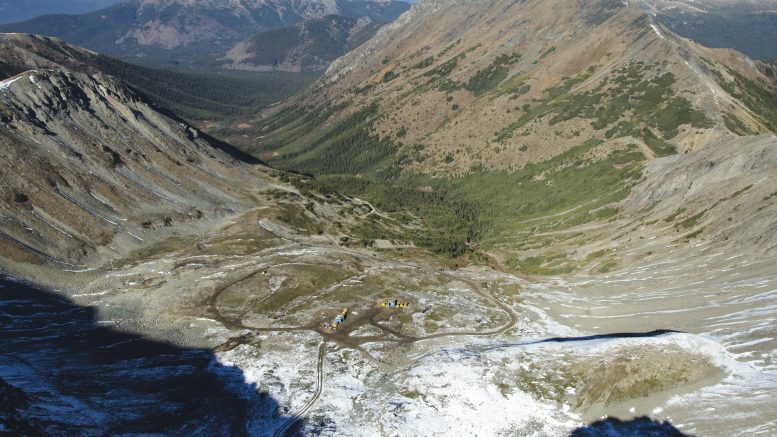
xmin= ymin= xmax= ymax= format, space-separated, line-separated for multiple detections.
xmin=94 ymin=56 xmax=317 ymax=120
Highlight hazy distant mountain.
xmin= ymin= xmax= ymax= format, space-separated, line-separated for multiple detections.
xmin=0 ymin=0 xmax=122 ymax=24
xmin=637 ymin=0 xmax=777 ymax=59
xmin=222 ymin=15 xmax=382 ymax=72
xmin=0 ymin=0 xmax=410 ymax=69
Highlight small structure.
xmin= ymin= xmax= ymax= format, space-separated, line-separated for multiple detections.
xmin=331 ymin=308 xmax=349 ymax=330
xmin=381 ymin=299 xmax=409 ymax=309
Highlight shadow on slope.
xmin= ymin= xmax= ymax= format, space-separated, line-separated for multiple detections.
xmin=483 ymin=330 xmax=685 ymax=351
xmin=0 ymin=276 xmax=306 ymax=436
xmin=570 ymin=416 xmax=694 ymax=436
xmin=146 ymin=99 xmax=265 ymax=166
xmin=534 ymin=329 xmax=682 ymax=345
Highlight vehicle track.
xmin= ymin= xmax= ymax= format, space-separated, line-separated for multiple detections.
xmin=272 ymin=340 xmax=327 ymax=437
xmin=361 ymin=274 xmax=518 ymax=342
xmin=207 ymin=263 xmax=520 ymax=433
xmin=206 ymin=220 xmax=521 ymax=431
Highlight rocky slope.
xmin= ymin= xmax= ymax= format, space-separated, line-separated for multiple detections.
xmin=0 ymin=33 xmax=421 ymax=277
xmin=0 ymin=34 xmax=275 ymax=275
xmin=0 ymin=0 xmax=410 ymax=69
xmin=0 ymin=33 xmax=103 ymax=75
xmin=511 ymin=133 xmax=777 ymax=275
xmin=252 ymin=0 xmax=775 ymax=176
xmin=0 ymin=32 xmax=317 ymax=123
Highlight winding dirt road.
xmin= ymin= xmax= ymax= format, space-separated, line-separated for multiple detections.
xmin=204 ymin=218 xmax=521 ymax=435
xmin=207 ymin=258 xmax=520 ymax=436
xmin=272 ymin=340 xmax=327 ymax=437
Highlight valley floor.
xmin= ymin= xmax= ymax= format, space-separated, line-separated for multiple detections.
xmin=5 ymin=204 xmax=774 ymax=436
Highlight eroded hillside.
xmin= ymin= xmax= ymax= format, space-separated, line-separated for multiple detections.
xmin=0 ymin=67 xmax=260 ymax=272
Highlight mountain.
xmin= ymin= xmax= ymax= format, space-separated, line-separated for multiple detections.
xmin=0 ymin=0 xmax=411 ymax=69
xmin=0 ymin=32 xmax=316 ymax=123
xmin=0 ymin=32 xmax=415 ymax=275
xmin=0 ymin=33 xmax=269 ymax=271
xmin=2 ymin=7 xmax=777 ymax=436
xmin=637 ymin=0 xmax=777 ymax=60
xmin=254 ymin=0 xmax=776 ymax=174
xmin=222 ymin=15 xmax=382 ymax=72
xmin=0 ymin=0 xmax=123 ymax=25
xmin=246 ymin=0 xmax=777 ymax=259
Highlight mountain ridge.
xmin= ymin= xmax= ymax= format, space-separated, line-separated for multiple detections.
xmin=0 ymin=0 xmax=411 ymax=70
xmin=0 ymin=32 xmax=318 ymax=122
xmin=0 ymin=33 xmax=418 ymax=278
xmin=0 ymin=0 xmax=123 ymax=25
xmin=236 ymin=0 xmax=777 ymax=263
xmin=0 ymin=34 xmax=270 ymax=272
xmin=253 ymin=0 xmax=775 ymax=176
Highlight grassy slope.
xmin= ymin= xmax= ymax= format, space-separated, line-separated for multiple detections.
xmin=250 ymin=58 xmax=720 ymax=263
xmin=248 ymin=42 xmax=777 ymax=273
xmin=257 ymin=98 xmax=645 ymax=262
xmin=496 ymin=61 xmax=713 ymax=156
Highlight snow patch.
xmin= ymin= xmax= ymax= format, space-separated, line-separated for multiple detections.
xmin=0 ymin=75 xmax=21 ymax=91
xmin=321 ymin=345 xmax=576 ymax=435
xmin=650 ymin=24 xmax=665 ymax=39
